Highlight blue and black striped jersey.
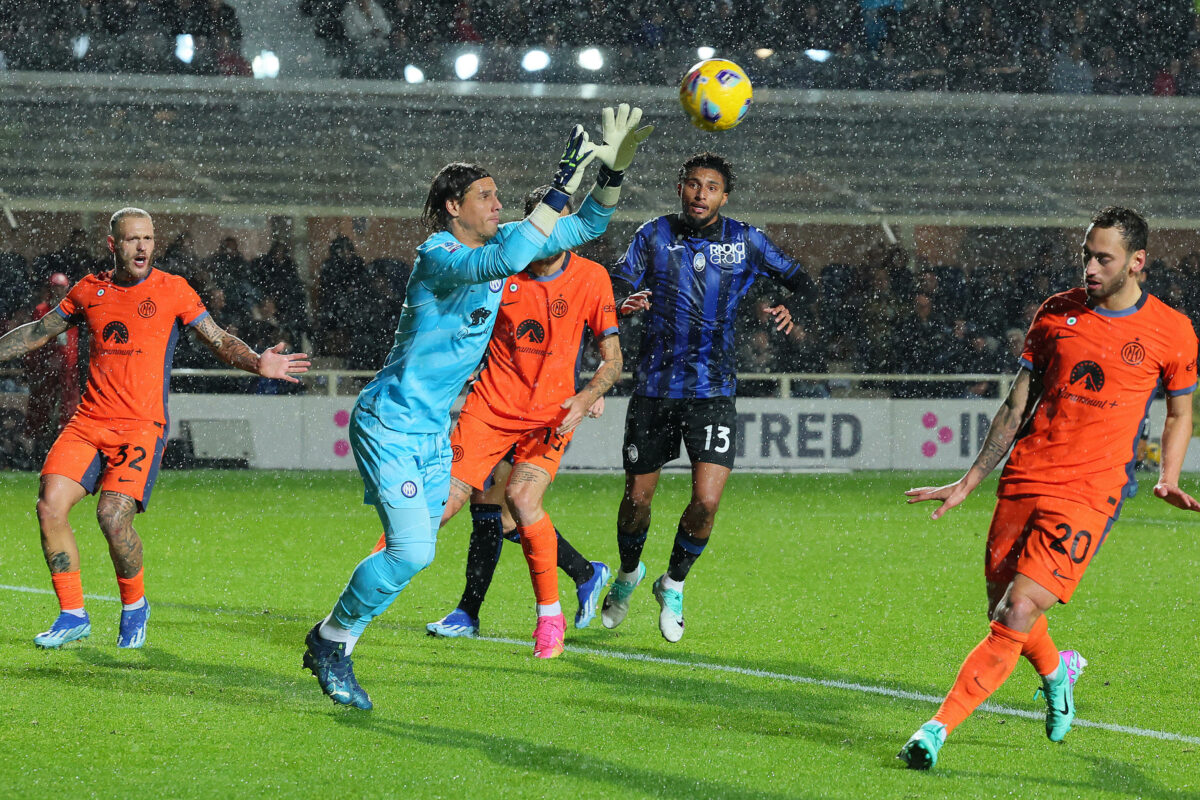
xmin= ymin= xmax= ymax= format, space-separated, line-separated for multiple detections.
xmin=612 ymin=214 xmax=813 ymax=399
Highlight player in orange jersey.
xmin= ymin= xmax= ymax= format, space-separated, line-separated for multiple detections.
xmin=899 ymin=207 xmax=1200 ymax=769
xmin=0 ymin=208 xmax=309 ymax=650
xmin=427 ymin=186 xmax=622 ymax=658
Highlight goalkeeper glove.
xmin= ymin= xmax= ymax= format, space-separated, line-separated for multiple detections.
xmin=593 ymin=103 xmax=654 ymax=187
xmin=544 ymin=124 xmax=597 ymax=208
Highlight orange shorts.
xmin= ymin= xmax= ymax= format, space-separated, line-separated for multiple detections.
xmin=985 ymin=494 xmax=1114 ymax=603
xmin=450 ymin=404 xmax=573 ymax=490
xmin=42 ymin=415 xmax=167 ymax=511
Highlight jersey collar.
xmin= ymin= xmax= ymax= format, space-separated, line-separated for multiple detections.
xmin=1089 ymin=289 xmax=1149 ymax=318
xmin=671 ymin=214 xmax=724 ymax=242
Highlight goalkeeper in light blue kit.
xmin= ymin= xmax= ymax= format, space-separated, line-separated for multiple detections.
xmin=303 ymin=105 xmax=652 ymax=709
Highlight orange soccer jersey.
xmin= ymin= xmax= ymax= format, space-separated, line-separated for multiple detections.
xmin=55 ymin=269 xmax=208 ymax=426
xmin=1000 ymin=288 xmax=1198 ymax=516
xmin=465 ymin=251 xmax=618 ymax=426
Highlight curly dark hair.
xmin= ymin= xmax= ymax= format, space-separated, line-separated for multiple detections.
xmin=678 ymin=151 xmax=735 ymax=193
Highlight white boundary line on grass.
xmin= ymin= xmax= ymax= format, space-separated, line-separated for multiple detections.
xmin=5 ymin=583 xmax=1197 ymax=745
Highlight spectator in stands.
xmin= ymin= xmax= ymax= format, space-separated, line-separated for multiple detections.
xmin=895 ymin=291 xmax=954 ymax=397
xmin=204 ymin=236 xmax=255 ymax=326
xmin=36 ymin=229 xmax=96 ymax=284
xmin=199 ymin=29 xmax=251 ymax=77
xmin=251 ymin=241 xmax=311 ymax=350
xmin=200 ymin=0 xmax=242 ymax=42
xmin=20 ymin=273 xmax=80 ymax=456
xmin=1050 ymin=41 xmax=1094 ymax=94
xmin=160 ymin=231 xmax=204 ymax=289
xmin=313 ymin=234 xmax=367 ymax=358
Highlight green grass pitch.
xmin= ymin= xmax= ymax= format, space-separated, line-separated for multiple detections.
xmin=1 ymin=469 xmax=1197 ymax=799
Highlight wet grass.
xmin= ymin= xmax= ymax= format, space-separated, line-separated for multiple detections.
xmin=1 ymin=469 xmax=1197 ymax=799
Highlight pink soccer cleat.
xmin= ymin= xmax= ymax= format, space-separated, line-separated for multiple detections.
xmin=532 ymin=614 xmax=566 ymax=659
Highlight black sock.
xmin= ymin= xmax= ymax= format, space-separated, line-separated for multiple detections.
xmin=666 ymin=526 xmax=708 ymax=582
xmin=555 ymin=528 xmax=593 ymax=585
xmin=617 ymin=522 xmax=649 ymax=575
xmin=458 ymin=504 xmax=504 ymax=619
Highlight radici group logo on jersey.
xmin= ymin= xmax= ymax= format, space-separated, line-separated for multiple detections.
xmin=708 ymin=242 xmax=745 ymax=266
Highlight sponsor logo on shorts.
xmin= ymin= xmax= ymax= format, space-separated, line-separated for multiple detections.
xmin=102 ymin=321 xmax=130 ymax=343
xmin=1120 ymin=341 xmax=1145 ymax=366
xmin=400 ymin=481 xmax=418 ymax=498
xmin=137 ymin=299 xmax=157 ymax=319
xmin=451 ymin=445 xmax=464 ymax=462
xmin=488 ymin=279 xmax=503 ymax=292
xmin=625 ymin=444 xmax=638 ymax=463
xmin=550 ymin=298 xmax=568 ymax=318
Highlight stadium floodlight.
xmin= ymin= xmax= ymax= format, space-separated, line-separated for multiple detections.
xmin=455 ymin=52 xmax=480 ymax=80
xmin=71 ymin=34 xmax=90 ymax=60
xmin=805 ymin=49 xmax=833 ymax=63
xmin=404 ymin=64 xmax=425 ymax=84
xmin=697 ymin=46 xmax=716 ymax=60
xmin=754 ymin=48 xmax=775 ymax=60
xmin=578 ymin=47 xmax=603 ymax=71
xmin=521 ymin=49 xmax=550 ymax=72
xmin=175 ymin=34 xmax=194 ymax=64
xmin=252 ymin=50 xmax=280 ymax=79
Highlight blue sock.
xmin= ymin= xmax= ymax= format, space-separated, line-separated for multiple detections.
xmin=332 ymin=505 xmax=437 ymax=633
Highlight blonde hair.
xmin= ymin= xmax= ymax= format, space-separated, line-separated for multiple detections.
xmin=110 ymin=207 xmax=152 ymax=236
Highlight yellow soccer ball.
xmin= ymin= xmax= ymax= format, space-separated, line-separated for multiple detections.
xmin=679 ymin=59 xmax=753 ymax=132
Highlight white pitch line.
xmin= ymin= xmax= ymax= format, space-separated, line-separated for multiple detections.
xmin=4 ymin=583 xmax=1197 ymax=745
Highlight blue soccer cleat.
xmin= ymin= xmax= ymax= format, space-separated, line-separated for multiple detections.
xmin=302 ymin=624 xmax=372 ymax=710
xmin=1042 ymin=650 xmax=1086 ymax=742
xmin=898 ymin=721 xmax=947 ymax=770
xmin=574 ymin=561 xmax=610 ymax=629
xmin=34 ymin=611 xmax=91 ymax=649
xmin=117 ymin=601 xmax=150 ymax=649
xmin=426 ymin=608 xmax=480 ymax=638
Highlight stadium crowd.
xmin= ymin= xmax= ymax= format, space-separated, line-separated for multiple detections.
xmin=2 ymin=1 xmax=1200 ymax=94
xmin=4 ymin=226 xmax=1199 ymax=395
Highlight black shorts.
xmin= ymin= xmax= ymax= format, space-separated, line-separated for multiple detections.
xmin=622 ymin=395 xmax=737 ymax=473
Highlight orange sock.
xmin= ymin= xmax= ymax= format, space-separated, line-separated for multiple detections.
xmin=1022 ymin=613 xmax=1061 ymax=676
xmin=517 ymin=514 xmax=558 ymax=606
xmin=51 ymin=570 xmax=85 ymax=612
xmin=370 ymin=532 xmax=386 ymax=555
xmin=933 ymin=620 xmax=1028 ymax=734
xmin=116 ymin=568 xmax=145 ymax=606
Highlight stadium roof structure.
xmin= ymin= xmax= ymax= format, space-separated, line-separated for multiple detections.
xmin=3 ymin=71 xmax=1200 ymax=228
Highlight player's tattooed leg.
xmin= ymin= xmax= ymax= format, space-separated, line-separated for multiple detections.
xmin=97 ymin=492 xmax=143 ymax=578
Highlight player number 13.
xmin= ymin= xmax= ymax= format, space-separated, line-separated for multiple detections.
xmin=703 ymin=424 xmax=731 ymax=453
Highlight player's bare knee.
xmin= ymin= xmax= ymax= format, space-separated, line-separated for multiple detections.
xmin=504 ymin=484 xmax=541 ymax=522
xmin=991 ymin=593 xmax=1038 ymax=630
xmin=690 ymin=494 xmax=721 ymax=521
xmin=96 ymin=499 xmax=135 ymax=539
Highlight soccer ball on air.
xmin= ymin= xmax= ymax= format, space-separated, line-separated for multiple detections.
xmin=678 ymin=59 xmax=753 ymax=132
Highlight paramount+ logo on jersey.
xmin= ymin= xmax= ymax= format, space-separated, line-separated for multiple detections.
xmin=707 ymin=241 xmax=745 ymax=266
xmin=99 ymin=320 xmax=138 ymax=356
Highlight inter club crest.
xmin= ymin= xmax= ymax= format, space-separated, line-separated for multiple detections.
xmin=138 ymin=299 xmax=157 ymax=319
xmin=1120 ymin=341 xmax=1145 ymax=366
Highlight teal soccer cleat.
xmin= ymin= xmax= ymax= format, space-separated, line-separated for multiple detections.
xmin=600 ymin=562 xmax=645 ymax=629
xmin=302 ymin=624 xmax=372 ymax=710
xmin=1042 ymin=650 xmax=1086 ymax=742
xmin=898 ymin=721 xmax=947 ymax=770
xmin=34 ymin=611 xmax=91 ymax=649
xmin=651 ymin=575 xmax=685 ymax=643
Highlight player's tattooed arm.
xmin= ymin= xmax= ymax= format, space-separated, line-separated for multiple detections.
xmin=905 ymin=368 xmax=1041 ymax=520
xmin=557 ymin=334 xmax=623 ymax=435
xmin=191 ymin=316 xmax=311 ymax=382
xmin=0 ymin=313 xmax=71 ymax=363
